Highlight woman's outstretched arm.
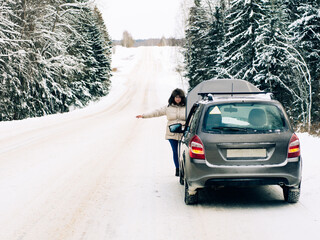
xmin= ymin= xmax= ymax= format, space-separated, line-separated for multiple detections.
xmin=136 ymin=106 xmax=166 ymax=119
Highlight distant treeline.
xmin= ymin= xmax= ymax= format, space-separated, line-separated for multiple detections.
xmin=113 ymin=38 xmax=185 ymax=47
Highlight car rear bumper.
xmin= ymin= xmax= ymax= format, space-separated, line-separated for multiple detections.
xmin=205 ymin=177 xmax=290 ymax=187
xmin=185 ymin=157 xmax=302 ymax=191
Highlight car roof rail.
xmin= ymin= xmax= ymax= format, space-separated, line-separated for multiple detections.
xmin=198 ymin=92 xmax=273 ymax=100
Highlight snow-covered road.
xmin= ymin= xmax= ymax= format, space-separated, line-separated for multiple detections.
xmin=0 ymin=47 xmax=319 ymax=240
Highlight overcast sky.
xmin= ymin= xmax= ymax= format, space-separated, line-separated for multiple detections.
xmin=95 ymin=0 xmax=186 ymax=40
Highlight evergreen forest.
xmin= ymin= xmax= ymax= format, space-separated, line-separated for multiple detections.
xmin=184 ymin=0 xmax=319 ymax=133
xmin=0 ymin=0 xmax=112 ymax=121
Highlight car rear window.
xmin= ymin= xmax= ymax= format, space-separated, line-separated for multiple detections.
xmin=203 ymin=103 xmax=287 ymax=133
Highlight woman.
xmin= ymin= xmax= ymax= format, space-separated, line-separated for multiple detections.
xmin=136 ymin=88 xmax=186 ymax=176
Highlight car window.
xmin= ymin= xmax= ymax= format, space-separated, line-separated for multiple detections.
xmin=203 ymin=103 xmax=287 ymax=133
xmin=189 ymin=106 xmax=202 ymax=133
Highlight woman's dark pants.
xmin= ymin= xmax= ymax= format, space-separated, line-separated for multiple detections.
xmin=168 ymin=139 xmax=179 ymax=169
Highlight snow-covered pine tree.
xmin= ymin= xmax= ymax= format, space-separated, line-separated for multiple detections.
xmin=184 ymin=0 xmax=210 ymax=90
xmin=289 ymin=0 xmax=320 ymax=125
xmin=205 ymin=3 xmax=227 ymax=79
xmin=252 ymin=0 xmax=315 ymax=129
xmin=1 ymin=0 xmax=84 ymax=119
xmin=93 ymin=6 xmax=113 ymax=68
xmin=218 ymin=0 xmax=267 ymax=83
xmin=0 ymin=0 xmax=112 ymax=121
xmin=28 ymin=1 xmax=80 ymax=115
xmin=0 ymin=1 xmax=24 ymax=121
xmin=67 ymin=3 xmax=111 ymax=107
xmin=181 ymin=0 xmax=317 ymax=132
xmin=283 ymin=0 xmax=303 ymax=23
xmin=0 ymin=0 xmax=45 ymax=120
xmin=253 ymin=0 xmax=294 ymax=108
xmin=92 ymin=6 xmax=112 ymax=94
xmin=266 ymin=0 xmax=313 ymax=129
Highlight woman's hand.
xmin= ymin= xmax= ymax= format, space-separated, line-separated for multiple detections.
xmin=136 ymin=115 xmax=143 ymax=119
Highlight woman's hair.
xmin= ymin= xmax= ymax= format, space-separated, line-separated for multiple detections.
xmin=168 ymin=88 xmax=186 ymax=106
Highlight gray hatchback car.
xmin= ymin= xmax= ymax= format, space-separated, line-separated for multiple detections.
xmin=170 ymin=79 xmax=302 ymax=205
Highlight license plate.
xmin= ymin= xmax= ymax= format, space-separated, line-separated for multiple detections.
xmin=227 ymin=149 xmax=267 ymax=158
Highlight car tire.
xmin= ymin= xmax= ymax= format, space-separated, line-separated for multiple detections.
xmin=184 ymin=180 xmax=198 ymax=205
xmin=283 ymin=185 xmax=301 ymax=203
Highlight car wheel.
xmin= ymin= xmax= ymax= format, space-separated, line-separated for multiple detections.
xmin=283 ymin=185 xmax=301 ymax=203
xmin=184 ymin=180 xmax=198 ymax=205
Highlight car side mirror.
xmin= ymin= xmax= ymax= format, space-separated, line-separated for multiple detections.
xmin=169 ymin=123 xmax=184 ymax=133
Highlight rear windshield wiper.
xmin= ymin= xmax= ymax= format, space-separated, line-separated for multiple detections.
xmin=210 ymin=127 xmax=251 ymax=132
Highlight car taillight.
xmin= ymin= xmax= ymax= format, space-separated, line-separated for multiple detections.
xmin=189 ymin=135 xmax=205 ymax=159
xmin=288 ymin=133 xmax=300 ymax=158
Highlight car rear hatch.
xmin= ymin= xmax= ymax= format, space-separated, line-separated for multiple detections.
xmin=199 ymin=102 xmax=292 ymax=166
xmin=201 ymin=133 xmax=292 ymax=166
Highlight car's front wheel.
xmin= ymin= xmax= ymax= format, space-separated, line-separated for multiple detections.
xmin=283 ymin=185 xmax=301 ymax=203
